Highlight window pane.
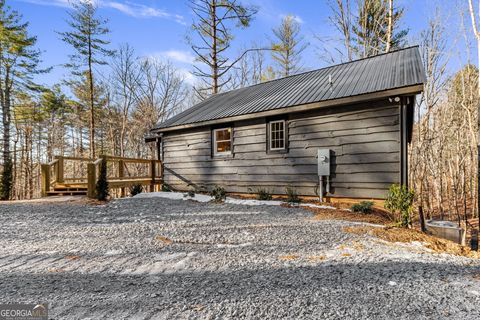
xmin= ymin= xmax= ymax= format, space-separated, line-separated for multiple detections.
xmin=269 ymin=121 xmax=286 ymax=150
xmin=216 ymin=129 xmax=231 ymax=141
xmin=216 ymin=141 xmax=231 ymax=153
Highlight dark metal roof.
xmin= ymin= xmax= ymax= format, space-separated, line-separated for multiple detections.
xmin=154 ymin=46 xmax=425 ymax=131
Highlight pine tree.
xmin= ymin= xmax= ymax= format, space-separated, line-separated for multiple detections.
xmin=189 ymin=0 xmax=257 ymax=95
xmin=0 ymin=0 xmax=46 ymax=200
xmin=352 ymin=0 xmax=408 ymax=58
xmin=271 ymin=15 xmax=308 ymax=77
xmin=95 ymin=156 xmax=109 ymax=201
xmin=59 ymin=1 xmax=114 ymax=159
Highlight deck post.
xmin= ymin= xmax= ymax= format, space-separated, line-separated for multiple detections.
xmin=87 ymin=163 xmax=96 ymax=198
xmin=56 ymin=156 xmax=64 ymax=183
xmin=150 ymin=160 xmax=156 ymax=192
xmin=119 ymin=160 xmax=125 ymax=197
xmin=41 ymin=164 xmax=50 ymax=197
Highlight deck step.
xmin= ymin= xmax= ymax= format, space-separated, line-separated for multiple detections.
xmin=53 ymin=187 xmax=88 ymax=192
xmin=46 ymin=190 xmax=87 ymax=196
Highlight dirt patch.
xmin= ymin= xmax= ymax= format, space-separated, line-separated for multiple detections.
xmin=65 ymin=255 xmax=81 ymax=261
xmin=155 ymin=236 xmax=173 ymax=245
xmin=344 ymin=225 xmax=479 ymax=259
xmin=307 ymin=255 xmax=326 ymax=262
xmin=307 ymin=206 xmax=392 ymax=225
xmin=279 ymin=254 xmax=300 ymax=261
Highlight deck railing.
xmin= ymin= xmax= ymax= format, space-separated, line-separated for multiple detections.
xmin=41 ymin=155 xmax=163 ymax=198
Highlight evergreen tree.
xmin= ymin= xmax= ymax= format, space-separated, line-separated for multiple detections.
xmin=352 ymin=0 xmax=408 ymax=57
xmin=0 ymin=0 xmax=46 ymax=200
xmin=271 ymin=15 xmax=308 ymax=77
xmin=95 ymin=156 xmax=109 ymax=201
xmin=59 ymin=1 xmax=114 ymax=159
xmin=189 ymin=0 xmax=257 ymax=95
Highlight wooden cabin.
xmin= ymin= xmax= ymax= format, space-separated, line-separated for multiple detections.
xmin=147 ymin=46 xmax=425 ymax=200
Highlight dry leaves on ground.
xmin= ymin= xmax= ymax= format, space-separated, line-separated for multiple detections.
xmin=344 ymin=225 xmax=479 ymax=259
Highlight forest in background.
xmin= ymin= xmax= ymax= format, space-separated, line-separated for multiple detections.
xmin=0 ymin=0 xmax=478 ymax=226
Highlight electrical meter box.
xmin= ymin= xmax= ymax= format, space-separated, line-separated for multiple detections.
xmin=317 ymin=149 xmax=331 ymax=176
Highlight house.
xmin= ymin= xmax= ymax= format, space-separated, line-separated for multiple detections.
xmin=146 ymin=46 xmax=425 ymax=200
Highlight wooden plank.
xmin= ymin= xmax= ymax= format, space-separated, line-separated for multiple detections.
xmin=289 ymin=125 xmax=399 ymax=141
xmin=87 ymin=163 xmax=96 ymax=198
xmin=289 ymin=106 xmax=398 ymax=127
xmin=289 ymin=116 xmax=398 ymax=134
xmin=41 ymin=164 xmax=50 ymax=197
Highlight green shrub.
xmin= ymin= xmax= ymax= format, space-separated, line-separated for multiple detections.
xmin=285 ymin=186 xmax=301 ymax=203
xmin=187 ymin=190 xmax=195 ymax=198
xmin=129 ymin=184 xmax=143 ymax=197
xmin=210 ymin=185 xmax=226 ymax=202
xmin=384 ymin=184 xmax=415 ymax=228
xmin=255 ymin=188 xmax=272 ymax=201
xmin=95 ymin=157 xmax=109 ymax=201
xmin=351 ymin=201 xmax=374 ymax=214
xmin=161 ymin=184 xmax=171 ymax=192
xmin=0 ymin=158 xmax=13 ymax=200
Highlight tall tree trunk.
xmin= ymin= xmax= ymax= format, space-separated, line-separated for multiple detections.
xmin=211 ymin=0 xmax=218 ymax=94
xmin=88 ymin=31 xmax=95 ymax=158
xmin=385 ymin=0 xmax=393 ymax=52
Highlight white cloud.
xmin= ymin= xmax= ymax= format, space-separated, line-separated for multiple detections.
xmin=279 ymin=14 xmax=304 ymax=24
xmin=159 ymin=50 xmax=196 ymax=64
xmin=18 ymin=0 xmax=186 ymax=24
xmin=178 ymin=68 xmax=197 ymax=86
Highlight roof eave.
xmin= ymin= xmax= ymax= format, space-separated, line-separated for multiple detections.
xmin=152 ymin=84 xmax=424 ymax=134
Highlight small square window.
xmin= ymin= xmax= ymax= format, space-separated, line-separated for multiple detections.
xmin=269 ymin=120 xmax=286 ymax=151
xmin=213 ymin=128 xmax=232 ymax=156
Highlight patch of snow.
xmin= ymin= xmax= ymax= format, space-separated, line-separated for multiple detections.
xmin=170 ymin=211 xmax=263 ymax=216
xmin=388 ymin=281 xmax=397 ymax=286
xmin=225 ymin=198 xmax=284 ymax=206
xmin=133 ymin=192 xmax=340 ymax=210
xmin=134 ymin=191 xmax=212 ymax=202
xmin=216 ymin=242 xmax=253 ymax=248
xmin=300 ymin=203 xmax=337 ymax=210
xmin=469 ymin=290 xmax=479 ymax=296
xmin=105 ymin=250 xmax=123 ymax=255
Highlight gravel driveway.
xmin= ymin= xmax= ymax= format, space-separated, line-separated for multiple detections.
xmin=0 ymin=197 xmax=479 ymax=319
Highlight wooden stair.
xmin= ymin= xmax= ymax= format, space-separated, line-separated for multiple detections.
xmin=46 ymin=183 xmax=88 ymax=197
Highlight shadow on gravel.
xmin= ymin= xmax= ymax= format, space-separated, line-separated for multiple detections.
xmin=1 ymin=260 xmax=479 ymax=318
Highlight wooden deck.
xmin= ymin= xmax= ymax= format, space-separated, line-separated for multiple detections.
xmin=41 ymin=156 xmax=162 ymax=198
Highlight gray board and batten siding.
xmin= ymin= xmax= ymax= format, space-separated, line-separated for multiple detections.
xmin=151 ymin=46 xmax=425 ymax=199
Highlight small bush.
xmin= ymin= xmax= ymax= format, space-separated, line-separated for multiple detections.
xmin=285 ymin=186 xmax=301 ymax=203
xmin=255 ymin=188 xmax=272 ymax=201
xmin=384 ymin=184 xmax=415 ymax=228
xmin=161 ymin=184 xmax=171 ymax=192
xmin=187 ymin=190 xmax=195 ymax=198
xmin=95 ymin=157 xmax=109 ymax=201
xmin=351 ymin=201 xmax=374 ymax=214
xmin=210 ymin=185 xmax=226 ymax=202
xmin=0 ymin=158 xmax=13 ymax=200
xmin=129 ymin=184 xmax=143 ymax=197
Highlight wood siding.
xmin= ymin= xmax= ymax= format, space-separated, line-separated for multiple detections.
xmin=162 ymin=100 xmax=400 ymax=199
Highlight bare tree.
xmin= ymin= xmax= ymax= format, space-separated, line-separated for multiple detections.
xmin=328 ymin=0 xmax=354 ymax=61
xmin=110 ymin=44 xmax=141 ymax=156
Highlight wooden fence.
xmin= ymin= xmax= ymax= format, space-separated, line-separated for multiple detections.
xmin=41 ymin=155 xmax=163 ymax=198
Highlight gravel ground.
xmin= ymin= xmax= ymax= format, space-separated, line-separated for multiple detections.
xmin=0 ymin=197 xmax=479 ymax=319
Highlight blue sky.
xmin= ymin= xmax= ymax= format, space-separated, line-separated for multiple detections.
xmin=10 ymin=0 xmax=474 ymax=91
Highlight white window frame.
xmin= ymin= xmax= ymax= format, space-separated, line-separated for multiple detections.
xmin=269 ymin=120 xmax=286 ymax=151
xmin=213 ymin=127 xmax=232 ymax=156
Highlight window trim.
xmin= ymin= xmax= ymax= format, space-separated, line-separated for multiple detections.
xmin=268 ymin=120 xmax=287 ymax=152
xmin=212 ymin=127 xmax=233 ymax=157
